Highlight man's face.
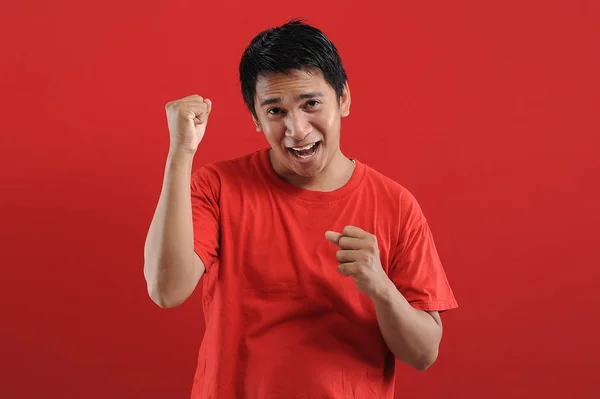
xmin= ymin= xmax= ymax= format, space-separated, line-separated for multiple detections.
xmin=253 ymin=68 xmax=350 ymax=178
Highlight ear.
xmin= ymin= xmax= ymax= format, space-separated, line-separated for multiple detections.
xmin=253 ymin=116 xmax=262 ymax=132
xmin=340 ymin=82 xmax=351 ymax=117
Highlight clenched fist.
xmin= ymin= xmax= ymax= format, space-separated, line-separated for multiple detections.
xmin=325 ymin=226 xmax=392 ymax=299
xmin=165 ymin=94 xmax=212 ymax=155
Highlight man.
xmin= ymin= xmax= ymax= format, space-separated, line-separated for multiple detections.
xmin=144 ymin=19 xmax=458 ymax=398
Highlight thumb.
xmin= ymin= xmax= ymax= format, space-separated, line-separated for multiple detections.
xmin=325 ymin=230 xmax=342 ymax=246
xmin=204 ymin=98 xmax=212 ymax=114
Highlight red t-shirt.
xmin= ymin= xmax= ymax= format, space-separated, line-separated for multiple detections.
xmin=190 ymin=148 xmax=458 ymax=398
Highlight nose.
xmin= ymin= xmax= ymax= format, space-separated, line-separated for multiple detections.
xmin=285 ymin=111 xmax=312 ymax=140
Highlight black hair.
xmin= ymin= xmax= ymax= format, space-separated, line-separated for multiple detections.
xmin=239 ymin=19 xmax=348 ymax=118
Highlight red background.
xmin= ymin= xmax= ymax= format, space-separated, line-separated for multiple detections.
xmin=1 ymin=0 xmax=599 ymax=398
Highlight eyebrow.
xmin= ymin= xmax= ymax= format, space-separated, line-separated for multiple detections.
xmin=259 ymin=92 xmax=325 ymax=107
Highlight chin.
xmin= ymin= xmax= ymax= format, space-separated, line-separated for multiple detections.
xmin=292 ymin=164 xmax=324 ymax=177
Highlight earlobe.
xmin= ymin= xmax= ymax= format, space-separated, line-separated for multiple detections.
xmin=253 ymin=118 xmax=262 ymax=132
xmin=340 ymin=83 xmax=351 ymax=117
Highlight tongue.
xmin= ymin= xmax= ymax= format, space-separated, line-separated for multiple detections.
xmin=292 ymin=144 xmax=318 ymax=157
xmin=296 ymin=147 xmax=314 ymax=156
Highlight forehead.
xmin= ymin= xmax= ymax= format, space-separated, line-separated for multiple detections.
xmin=255 ymin=68 xmax=333 ymax=99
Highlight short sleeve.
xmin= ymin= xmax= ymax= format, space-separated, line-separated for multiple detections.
xmin=190 ymin=165 xmax=221 ymax=270
xmin=389 ymin=193 xmax=458 ymax=312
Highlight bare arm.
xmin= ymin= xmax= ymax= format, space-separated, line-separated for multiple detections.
xmin=371 ymin=279 xmax=443 ymax=371
xmin=325 ymin=226 xmax=443 ymax=371
xmin=144 ymin=94 xmax=212 ymax=309
xmin=143 ymin=152 xmax=205 ymax=308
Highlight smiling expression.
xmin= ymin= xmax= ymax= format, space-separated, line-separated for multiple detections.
xmin=253 ymin=68 xmax=351 ymax=181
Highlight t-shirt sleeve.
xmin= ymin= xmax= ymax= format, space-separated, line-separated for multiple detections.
xmin=389 ymin=191 xmax=458 ymax=312
xmin=190 ymin=165 xmax=221 ymax=270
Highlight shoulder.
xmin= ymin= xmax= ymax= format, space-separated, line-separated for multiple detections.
xmin=191 ymin=149 xmax=263 ymax=190
xmin=361 ymin=163 xmax=420 ymax=207
xmin=360 ymin=162 xmax=427 ymax=226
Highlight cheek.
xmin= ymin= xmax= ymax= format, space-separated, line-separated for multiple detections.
xmin=262 ymin=122 xmax=286 ymax=141
xmin=317 ymin=111 xmax=340 ymax=137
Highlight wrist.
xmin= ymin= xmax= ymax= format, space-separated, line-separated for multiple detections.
xmin=165 ymin=150 xmax=195 ymax=178
xmin=369 ymin=276 xmax=397 ymax=304
xmin=167 ymin=147 xmax=196 ymax=164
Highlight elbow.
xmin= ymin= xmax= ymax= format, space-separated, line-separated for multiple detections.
xmin=148 ymin=288 xmax=185 ymax=309
xmin=412 ymin=348 xmax=439 ymax=372
xmin=145 ymin=276 xmax=185 ymax=309
xmin=149 ymin=290 xmax=185 ymax=309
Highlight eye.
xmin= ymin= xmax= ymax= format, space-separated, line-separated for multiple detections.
xmin=305 ymin=100 xmax=320 ymax=108
xmin=267 ymin=107 xmax=283 ymax=115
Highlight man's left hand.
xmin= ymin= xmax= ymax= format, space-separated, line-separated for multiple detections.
xmin=325 ymin=226 xmax=392 ymax=299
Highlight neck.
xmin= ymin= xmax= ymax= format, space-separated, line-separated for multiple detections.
xmin=269 ymin=149 xmax=355 ymax=192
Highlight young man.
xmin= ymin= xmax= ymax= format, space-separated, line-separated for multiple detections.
xmin=144 ymin=20 xmax=458 ymax=398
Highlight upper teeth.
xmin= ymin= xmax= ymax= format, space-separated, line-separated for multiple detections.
xmin=292 ymin=143 xmax=317 ymax=151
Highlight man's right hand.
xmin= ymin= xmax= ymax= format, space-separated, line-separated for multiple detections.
xmin=165 ymin=94 xmax=212 ymax=155
xmin=144 ymin=95 xmax=211 ymax=309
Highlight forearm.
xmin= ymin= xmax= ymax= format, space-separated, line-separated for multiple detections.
xmin=143 ymin=151 xmax=202 ymax=308
xmin=371 ymin=279 xmax=442 ymax=371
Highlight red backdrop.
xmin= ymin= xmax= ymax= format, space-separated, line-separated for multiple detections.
xmin=1 ymin=0 xmax=599 ymax=398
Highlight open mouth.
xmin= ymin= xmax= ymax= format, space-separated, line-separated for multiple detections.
xmin=289 ymin=141 xmax=320 ymax=159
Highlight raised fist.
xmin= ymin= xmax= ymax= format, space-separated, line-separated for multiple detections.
xmin=165 ymin=94 xmax=212 ymax=155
